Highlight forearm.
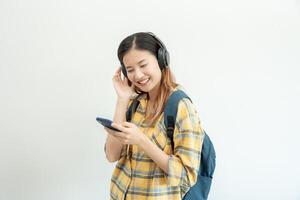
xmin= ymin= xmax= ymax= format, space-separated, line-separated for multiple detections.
xmin=139 ymin=135 xmax=170 ymax=174
xmin=105 ymin=98 xmax=130 ymax=162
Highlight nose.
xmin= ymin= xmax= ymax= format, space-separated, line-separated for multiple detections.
xmin=134 ymin=68 xmax=144 ymax=80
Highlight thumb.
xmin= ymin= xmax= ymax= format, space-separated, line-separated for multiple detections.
xmin=122 ymin=121 xmax=133 ymax=128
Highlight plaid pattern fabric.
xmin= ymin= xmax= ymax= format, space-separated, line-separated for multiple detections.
xmin=109 ymin=86 xmax=204 ymax=200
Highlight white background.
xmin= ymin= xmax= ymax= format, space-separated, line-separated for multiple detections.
xmin=1 ymin=0 xmax=300 ymax=199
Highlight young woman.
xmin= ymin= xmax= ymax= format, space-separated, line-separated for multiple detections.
xmin=104 ymin=32 xmax=204 ymax=200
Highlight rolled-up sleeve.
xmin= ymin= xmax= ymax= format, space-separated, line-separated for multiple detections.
xmin=166 ymin=98 xmax=204 ymax=187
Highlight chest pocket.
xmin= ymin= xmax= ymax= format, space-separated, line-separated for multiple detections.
xmin=147 ymin=116 xmax=169 ymax=151
xmin=151 ymin=129 xmax=167 ymax=150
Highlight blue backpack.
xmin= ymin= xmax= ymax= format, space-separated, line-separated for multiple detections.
xmin=126 ymin=90 xmax=216 ymax=200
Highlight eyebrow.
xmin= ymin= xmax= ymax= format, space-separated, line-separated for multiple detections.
xmin=125 ymin=59 xmax=146 ymax=69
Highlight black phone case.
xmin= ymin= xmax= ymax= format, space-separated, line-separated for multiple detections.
xmin=96 ymin=117 xmax=121 ymax=132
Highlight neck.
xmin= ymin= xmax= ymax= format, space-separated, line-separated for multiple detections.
xmin=148 ymin=84 xmax=160 ymax=103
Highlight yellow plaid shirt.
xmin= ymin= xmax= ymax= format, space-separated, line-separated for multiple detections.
xmin=109 ymin=85 xmax=204 ymax=200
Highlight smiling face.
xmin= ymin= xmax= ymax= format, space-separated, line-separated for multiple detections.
xmin=123 ymin=48 xmax=162 ymax=94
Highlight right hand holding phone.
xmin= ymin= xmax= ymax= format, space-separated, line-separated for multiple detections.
xmin=106 ymin=122 xmax=147 ymax=146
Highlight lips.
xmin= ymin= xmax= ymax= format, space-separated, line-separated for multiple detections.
xmin=137 ymin=78 xmax=150 ymax=85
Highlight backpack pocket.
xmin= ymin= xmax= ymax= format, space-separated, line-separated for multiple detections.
xmin=183 ymin=175 xmax=212 ymax=200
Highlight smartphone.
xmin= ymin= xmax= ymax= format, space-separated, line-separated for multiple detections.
xmin=96 ymin=117 xmax=121 ymax=132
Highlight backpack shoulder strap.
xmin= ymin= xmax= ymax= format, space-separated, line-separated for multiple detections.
xmin=164 ymin=90 xmax=192 ymax=149
xmin=126 ymin=93 xmax=144 ymax=122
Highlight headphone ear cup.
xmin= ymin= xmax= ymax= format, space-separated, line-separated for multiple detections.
xmin=163 ymin=49 xmax=170 ymax=67
xmin=147 ymin=32 xmax=170 ymax=69
xmin=121 ymin=63 xmax=128 ymax=78
xmin=157 ymin=48 xmax=164 ymax=70
xmin=157 ymin=48 xmax=170 ymax=69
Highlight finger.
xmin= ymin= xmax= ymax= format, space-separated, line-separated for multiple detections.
xmin=113 ymin=67 xmax=121 ymax=78
xmin=104 ymin=126 xmax=122 ymax=135
xmin=113 ymin=75 xmax=121 ymax=82
xmin=111 ymin=122 xmax=128 ymax=132
xmin=113 ymin=71 xmax=121 ymax=79
xmin=105 ymin=127 xmax=128 ymax=139
xmin=117 ymin=66 xmax=122 ymax=72
xmin=104 ymin=127 xmax=122 ymax=139
xmin=122 ymin=121 xmax=133 ymax=128
xmin=115 ymin=66 xmax=121 ymax=73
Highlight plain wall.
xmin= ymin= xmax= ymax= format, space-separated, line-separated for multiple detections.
xmin=1 ymin=0 xmax=300 ymax=199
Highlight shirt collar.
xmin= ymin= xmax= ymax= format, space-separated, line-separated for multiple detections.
xmin=134 ymin=84 xmax=184 ymax=113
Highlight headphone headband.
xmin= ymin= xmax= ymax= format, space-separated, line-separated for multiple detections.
xmin=146 ymin=32 xmax=167 ymax=51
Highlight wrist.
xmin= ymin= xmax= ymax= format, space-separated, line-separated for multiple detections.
xmin=117 ymin=98 xmax=130 ymax=104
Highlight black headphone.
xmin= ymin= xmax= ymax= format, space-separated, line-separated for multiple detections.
xmin=121 ymin=32 xmax=170 ymax=78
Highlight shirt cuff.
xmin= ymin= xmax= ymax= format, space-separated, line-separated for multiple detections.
xmin=166 ymin=155 xmax=187 ymax=187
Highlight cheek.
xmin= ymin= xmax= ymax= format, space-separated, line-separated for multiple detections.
xmin=127 ymin=75 xmax=134 ymax=82
xmin=148 ymin=66 xmax=161 ymax=77
xmin=154 ymin=69 xmax=162 ymax=80
xmin=127 ymin=74 xmax=137 ymax=85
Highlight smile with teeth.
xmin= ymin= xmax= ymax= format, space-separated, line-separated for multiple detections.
xmin=138 ymin=78 xmax=150 ymax=85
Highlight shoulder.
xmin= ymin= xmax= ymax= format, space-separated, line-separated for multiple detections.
xmin=177 ymin=98 xmax=198 ymax=118
xmin=170 ymin=84 xmax=197 ymax=116
xmin=172 ymin=86 xmax=200 ymax=123
xmin=171 ymin=84 xmax=186 ymax=93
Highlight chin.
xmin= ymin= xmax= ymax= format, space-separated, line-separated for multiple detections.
xmin=137 ymin=87 xmax=150 ymax=93
xmin=135 ymin=85 xmax=152 ymax=93
xmin=134 ymin=85 xmax=146 ymax=92
xmin=135 ymin=80 xmax=158 ymax=93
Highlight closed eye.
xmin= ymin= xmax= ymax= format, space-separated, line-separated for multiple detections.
xmin=127 ymin=64 xmax=147 ymax=73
